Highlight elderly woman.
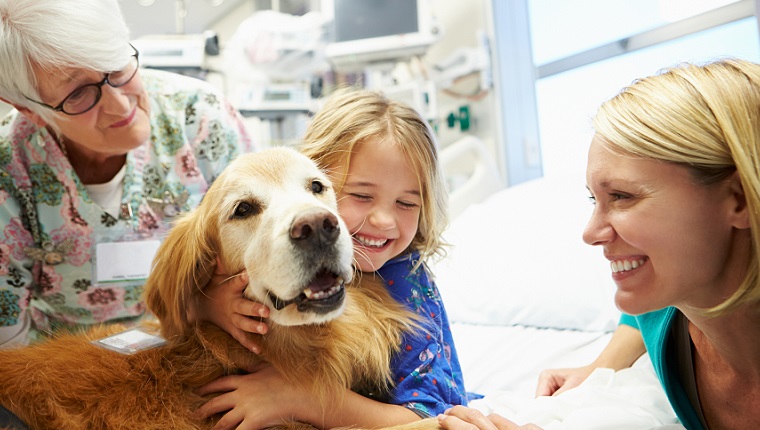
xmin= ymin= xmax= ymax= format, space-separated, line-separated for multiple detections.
xmin=0 ymin=0 xmax=267 ymax=357
xmin=440 ymin=59 xmax=760 ymax=430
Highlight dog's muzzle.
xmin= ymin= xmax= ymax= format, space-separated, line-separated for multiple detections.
xmin=267 ymin=268 xmax=346 ymax=314
xmin=267 ymin=207 xmax=350 ymax=315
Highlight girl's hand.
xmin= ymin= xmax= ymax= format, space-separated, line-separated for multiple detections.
xmin=438 ymin=406 xmax=543 ymax=430
xmin=192 ymin=258 xmax=270 ymax=353
xmin=195 ymin=364 xmax=310 ymax=430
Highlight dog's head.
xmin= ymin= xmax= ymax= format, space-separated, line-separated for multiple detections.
xmin=143 ymin=147 xmax=354 ymax=338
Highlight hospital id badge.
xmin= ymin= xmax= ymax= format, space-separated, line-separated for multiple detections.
xmin=92 ymin=231 xmax=162 ymax=286
xmin=93 ymin=328 xmax=166 ymax=355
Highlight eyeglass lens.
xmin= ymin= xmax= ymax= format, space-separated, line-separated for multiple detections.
xmin=62 ymin=55 xmax=139 ymax=115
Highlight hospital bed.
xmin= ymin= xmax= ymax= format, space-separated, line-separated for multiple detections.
xmin=434 ymin=137 xmax=684 ymax=429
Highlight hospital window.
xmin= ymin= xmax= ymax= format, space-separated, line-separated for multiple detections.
xmin=494 ymin=0 xmax=760 ymax=184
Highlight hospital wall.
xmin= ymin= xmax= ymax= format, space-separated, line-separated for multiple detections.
xmin=203 ymin=0 xmax=500 ymax=174
xmin=0 ymin=1 xmax=503 ymax=184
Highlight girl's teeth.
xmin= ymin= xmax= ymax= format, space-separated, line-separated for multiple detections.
xmin=356 ymin=235 xmax=387 ymax=248
xmin=611 ymin=259 xmax=646 ymax=273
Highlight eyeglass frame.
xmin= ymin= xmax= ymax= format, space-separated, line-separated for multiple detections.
xmin=24 ymin=44 xmax=140 ymax=116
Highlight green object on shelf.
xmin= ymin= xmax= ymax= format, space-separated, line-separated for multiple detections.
xmin=459 ymin=105 xmax=470 ymax=131
xmin=447 ymin=112 xmax=457 ymax=128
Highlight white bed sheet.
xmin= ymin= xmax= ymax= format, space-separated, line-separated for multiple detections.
xmin=452 ymin=322 xmax=683 ymax=429
xmin=452 ymin=323 xmax=613 ymax=398
xmin=470 ymin=367 xmax=683 ymax=430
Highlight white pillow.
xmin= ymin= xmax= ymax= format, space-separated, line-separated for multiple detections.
xmin=432 ymin=175 xmax=621 ymax=332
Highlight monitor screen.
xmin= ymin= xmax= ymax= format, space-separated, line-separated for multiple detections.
xmin=324 ymin=0 xmax=439 ymax=68
xmin=333 ymin=0 xmax=418 ymax=43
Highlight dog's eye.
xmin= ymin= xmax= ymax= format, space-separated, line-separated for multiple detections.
xmin=310 ymin=180 xmax=325 ymax=194
xmin=231 ymin=201 xmax=260 ymax=219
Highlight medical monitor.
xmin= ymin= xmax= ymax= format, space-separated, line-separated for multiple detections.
xmin=323 ymin=0 xmax=440 ymax=68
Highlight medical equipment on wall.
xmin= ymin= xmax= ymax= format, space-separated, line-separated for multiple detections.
xmin=234 ymin=82 xmax=313 ymax=119
xmin=222 ymin=9 xmax=327 ymax=147
xmin=431 ymin=30 xmax=492 ymax=93
xmin=223 ymin=10 xmax=326 ymax=117
xmin=131 ymin=32 xmax=219 ymax=70
xmin=321 ymin=0 xmax=441 ymax=70
xmin=360 ymin=31 xmax=492 ymax=123
xmin=224 ymin=10 xmax=328 ymax=83
xmin=381 ymin=77 xmax=439 ymax=122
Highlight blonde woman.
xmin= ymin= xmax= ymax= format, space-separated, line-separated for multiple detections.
xmin=444 ymin=59 xmax=760 ymax=430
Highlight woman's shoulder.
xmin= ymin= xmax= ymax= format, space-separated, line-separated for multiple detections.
xmin=1 ymin=109 xmax=32 ymax=142
xmin=141 ymin=69 xmax=222 ymax=105
xmin=0 ymin=111 xmax=46 ymax=168
xmin=141 ymin=69 xmax=236 ymax=138
xmin=0 ymin=110 xmax=17 ymax=151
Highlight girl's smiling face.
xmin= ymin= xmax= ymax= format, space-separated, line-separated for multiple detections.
xmin=331 ymin=136 xmax=421 ymax=272
xmin=583 ymin=136 xmax=751 ymax=315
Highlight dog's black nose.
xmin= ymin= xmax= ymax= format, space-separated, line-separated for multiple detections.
xmin=290 ymin=209 xmax=340 ymax=248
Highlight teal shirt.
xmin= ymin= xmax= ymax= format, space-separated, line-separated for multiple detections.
xmin=620 ymin=309 xmax=703 ymax=430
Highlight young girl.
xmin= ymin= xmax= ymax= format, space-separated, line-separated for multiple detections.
xmin=195 ymin=89 xmax=469 ymax=429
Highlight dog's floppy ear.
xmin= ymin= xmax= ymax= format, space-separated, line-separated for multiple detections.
xmin=142 ymin=208 xmax=218 ymax=340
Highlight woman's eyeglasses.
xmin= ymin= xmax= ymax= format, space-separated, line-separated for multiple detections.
xmin=26 ymin=44 xmax=140 ymax=116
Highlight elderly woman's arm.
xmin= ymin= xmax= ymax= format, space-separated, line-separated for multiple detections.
xmin=0 ymin=184 xmax=34 ymax=350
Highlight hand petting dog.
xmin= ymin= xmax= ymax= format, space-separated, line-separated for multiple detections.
xmin=191 ymin=258 xmax=270 ymax=354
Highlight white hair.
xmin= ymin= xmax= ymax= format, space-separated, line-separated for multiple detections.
xmin=0 ymin=0 xmax=132 ymax=118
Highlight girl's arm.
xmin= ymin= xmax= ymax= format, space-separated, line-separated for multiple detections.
xmin=381 ymin=261 xmax=469 ymax=416
xmin=195 ymin=364 xmax=422 ymax=430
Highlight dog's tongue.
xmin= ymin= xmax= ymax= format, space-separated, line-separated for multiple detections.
xmin=307 ymin=270 xmax=337 ymax=292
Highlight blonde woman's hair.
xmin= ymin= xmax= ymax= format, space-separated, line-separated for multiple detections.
xmin=0 ymin=0 xmax=132 ymax=123
xmin=593 ymin=58 xmax=760 ymax=316
xmin=300 ymin=88 xmax=449 ymax=267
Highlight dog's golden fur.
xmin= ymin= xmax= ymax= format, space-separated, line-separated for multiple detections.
xmin=0 ymin=148 xmax=441 ymax=430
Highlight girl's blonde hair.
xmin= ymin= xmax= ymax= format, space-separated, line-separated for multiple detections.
xmin=300 ymin=88 xmax=449 ymax=265
xmin=593 ymin=58 xmax=760 ymax=316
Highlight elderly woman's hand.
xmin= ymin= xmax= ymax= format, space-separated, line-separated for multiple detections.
xmin=190 ymin=258 xmax=270 ymax=353
xmin=438 ymin=406 xmax=543 ymax=430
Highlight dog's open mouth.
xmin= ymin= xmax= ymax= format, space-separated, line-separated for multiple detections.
xmin=267 ymin=268 xmax=346 ymax=313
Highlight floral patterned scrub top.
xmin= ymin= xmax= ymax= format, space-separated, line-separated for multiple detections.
xmin=378 ymin=252 xmax=469 ymax=417
xmin=0 ymin=69 xmax=255 ymax=346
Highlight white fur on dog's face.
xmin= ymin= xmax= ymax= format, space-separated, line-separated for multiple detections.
xmin=212 ymin=148 xmax=354 ymax=326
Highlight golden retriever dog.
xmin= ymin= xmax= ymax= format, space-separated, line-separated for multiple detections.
xmin=0 ymin=148 xmax=441 ymax=430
